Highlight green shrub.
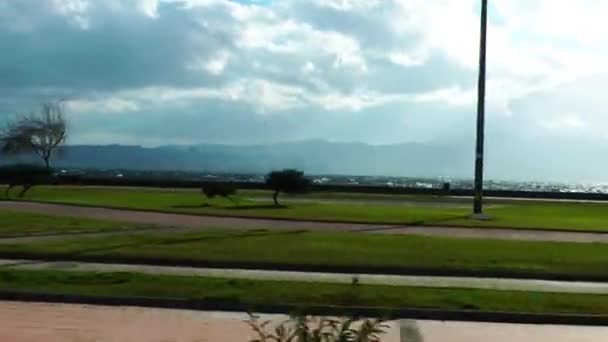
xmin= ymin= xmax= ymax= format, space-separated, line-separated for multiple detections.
xmin=0 ymin=164 xmax=53 ymax=197
xmin=201 ymin=182 xmax=237 ymax=200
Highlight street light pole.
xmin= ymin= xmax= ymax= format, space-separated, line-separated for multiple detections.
xmin=473 ymin=0 xmax=488 ymax=215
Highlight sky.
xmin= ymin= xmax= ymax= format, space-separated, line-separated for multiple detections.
xmin=2 ymin=0 xmax=608 ymax=172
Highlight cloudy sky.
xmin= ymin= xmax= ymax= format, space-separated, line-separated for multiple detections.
xmin=1 ymin=0 xmax=608 ymax=155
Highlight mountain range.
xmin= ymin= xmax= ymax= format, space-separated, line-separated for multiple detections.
xmin=4 ymin=138 xmax=608 ymax=181
xmin=47 ymin=140 xmax=473 ymax=178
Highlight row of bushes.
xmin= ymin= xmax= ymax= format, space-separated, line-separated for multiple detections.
xmin=0 ymin=164 xmax=310 ymax=205
xmin=202 ymin=169 xmax=309 ymax=206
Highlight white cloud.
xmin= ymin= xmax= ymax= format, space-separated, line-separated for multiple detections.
xmin=65 ymin=98 xmax=140 ymax=113
xmin=317 ymin=0 xmax=382 ymax=11
xmin=137 ymin=0 xmax=159 ymax=17
xmin=4 ymin=0 xmax=608 ymax=149
xmin=301 ymin=61 xmax=316 ymax=74
xmin=412 ymin=86 xmax=477 ymax=107
xmin=190 ymin=51 xmax=231 ymax=76
xmin=540 ymin=115 xmax=588 ymax=132
xmin=51 ymin=0 xmax=91 ymax=28
xmin=222 ymin=79 xmax=306 ymax=113
xmin=388 ymin=51 xmax=426 ymax=67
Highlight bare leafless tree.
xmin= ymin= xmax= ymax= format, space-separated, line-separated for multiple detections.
xmin=0 ymin=102 xmax=67 ymax=170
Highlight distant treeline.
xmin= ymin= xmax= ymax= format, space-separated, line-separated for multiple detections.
xmin=53 ymin=175 xmax=608 ymax=201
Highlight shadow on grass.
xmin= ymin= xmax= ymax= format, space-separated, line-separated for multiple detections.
xmin=406 ymin=214 xmax=471 ymax=227
xmin=171 ymin=203 xmax=288 ymax=210
xmin=15 ymin=229 xmax=312 ymax=261
xmin=351 ymin=215 xmax=470 ymax=233
xmin=156 ymin=229 xmax=308 ymax=246
xmin=353 ymin=215 xmax=471 ymax=232
xmin=223 ymin=204 xmax=288 ymax=210
xmin=172 ymin=203 xmax=213 ymax=209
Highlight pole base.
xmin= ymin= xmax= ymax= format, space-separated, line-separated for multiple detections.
xmin=471 ymin=213 xmax=494 ymax=221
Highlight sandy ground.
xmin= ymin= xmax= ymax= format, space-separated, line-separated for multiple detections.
xmin=1 ymin=301 xmax=608 ymax=342
xmin=2 ymin=201 xmax=608 ymax=243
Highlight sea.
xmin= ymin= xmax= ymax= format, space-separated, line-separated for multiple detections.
xmin=63 ymin=168 xmax=608 ymax=194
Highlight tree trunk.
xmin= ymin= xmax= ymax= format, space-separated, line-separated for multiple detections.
xmin=43 ymin=156 xmax=51 ymax=170
xmin=19 ymin=184 xmax=32 ymax=198
xmin=273 ymin=190 xmax=280 ymax=206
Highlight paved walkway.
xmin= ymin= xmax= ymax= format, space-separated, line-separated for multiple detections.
xmin=3 ymin=258 xmax=608 ymax=294
xmin=3 ymin=302 xmax=608 ymax=342
xmin=0 ymin=201 xmax=397 ymax=231
xmin=0 ymin=302 xmax=407 ymax=342
xmin=3 ymin=201 xmax=608 ymax=243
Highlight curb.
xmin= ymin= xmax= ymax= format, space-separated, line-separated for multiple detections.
xmin=3 ymin=253 xmax=608 ymax=283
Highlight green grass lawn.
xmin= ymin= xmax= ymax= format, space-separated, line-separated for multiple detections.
xmin=240 ymin=189 xmax=473 ymax=205
xmin=0 ymin=210 xmax=141 ymax=237
xmin=12 ymin=186 xmax=608 ymax=232
xmin=18 ymin=186 xmax=468 ymax=224
xmin=2 ymin=268 xmax=608 ymax=315
xmin=4 ymin=229 xmax=608 ymax=280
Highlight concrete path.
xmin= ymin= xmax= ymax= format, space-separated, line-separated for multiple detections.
xmin=0 ymin=302 xmax=406 ymax=342
xmin=3 ymin=302 xmax=608 ymax=342
xmin=3 ymin=258 xmax=608 ymax=294
xmin=0 ymin=227 xmax=195 ymax=244
xmin=3 ymin=201 xmax=608 ymax=243
xmin=0 ymin=201 xmax=397 ymax=231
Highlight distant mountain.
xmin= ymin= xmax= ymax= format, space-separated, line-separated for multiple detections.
xmin=15 ymin=140 xmax=474 ymax=178
xmin=6 ymin=138 xmax=608 ymax=181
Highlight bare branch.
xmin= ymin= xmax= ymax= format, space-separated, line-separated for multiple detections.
xmin=0 ymin=102 xmax=68 ymax=169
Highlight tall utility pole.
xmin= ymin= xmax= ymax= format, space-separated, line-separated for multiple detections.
xmin=473 ymin=0 xmax=488 ymax=215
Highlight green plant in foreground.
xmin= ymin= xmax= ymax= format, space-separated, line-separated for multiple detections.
xmin=247 ymin=314 xmax=388 ymax=342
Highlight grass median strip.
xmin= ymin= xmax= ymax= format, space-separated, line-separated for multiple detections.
xmin=2 ymin=268 xmax=608 ymax=315
xmin=18 ymin=186 xmax=608 ymax=232
xmin=0 ymin=210 xmax=143 ymax=237
xmin=3 ymin=230 xmax=608 ymax=280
